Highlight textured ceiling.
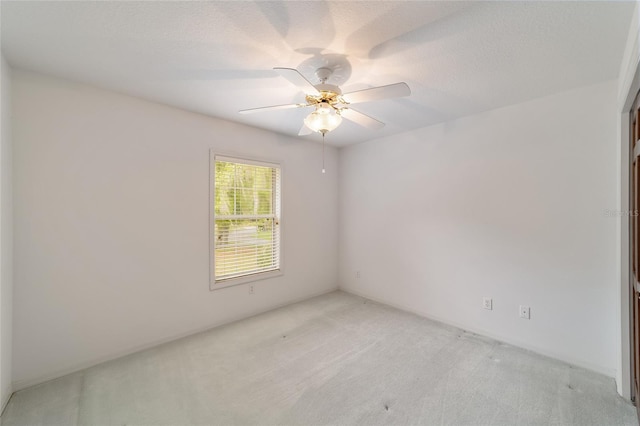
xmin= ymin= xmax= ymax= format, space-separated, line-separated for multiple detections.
xmin=1 ymin=1 xmax=635 ymax=146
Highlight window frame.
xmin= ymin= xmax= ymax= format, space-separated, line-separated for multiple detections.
xmin=209 ymin=151 xmax=284 ymax=291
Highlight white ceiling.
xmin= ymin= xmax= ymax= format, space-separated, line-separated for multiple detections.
xmin=1 ymin=1 xmax=635 ymax=147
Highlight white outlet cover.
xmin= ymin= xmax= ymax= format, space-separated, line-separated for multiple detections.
xmin=519 ymin=305 xmax=530 ymax=319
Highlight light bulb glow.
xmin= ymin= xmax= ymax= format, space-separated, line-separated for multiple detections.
xmin=304 ymin=105 xmax=342 ymax=134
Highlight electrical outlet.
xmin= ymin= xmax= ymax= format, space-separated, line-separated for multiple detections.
xmin=519 ymin=305 xmax=530 ymax=319
xmin=483 ymin=297 xmax=493 ymax=310
xmin=356 ymin=271 xmax=361 ymax=279
xmin=249 ymin=285 xmax=255 ymax=294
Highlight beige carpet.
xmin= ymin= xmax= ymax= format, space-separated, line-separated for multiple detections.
xmin=2 ymin=291 xmax=636 ymax=425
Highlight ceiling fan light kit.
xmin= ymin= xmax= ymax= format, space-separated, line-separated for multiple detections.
xmin=304 ymin=103 xmax=342 ymax=134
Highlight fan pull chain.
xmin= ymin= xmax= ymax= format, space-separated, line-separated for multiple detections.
xmin=322 ymin=132 xmax=326 ymax=174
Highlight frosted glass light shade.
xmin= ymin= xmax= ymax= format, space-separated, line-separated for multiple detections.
xmin=304 ymin=105 xmax=342 ymax=133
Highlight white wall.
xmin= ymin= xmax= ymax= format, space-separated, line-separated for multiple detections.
xmin=12 ymin=70 xmax=338 ymax=389
xmin=0 ymin=55 xmax=13 ymax=408
xmin=618 ymin=2 xmax=640 ymax=108
xmin=616 ymin=0 xmax=640 ymax=399
xmin=339 ymin=80 xmax=619 ymax=377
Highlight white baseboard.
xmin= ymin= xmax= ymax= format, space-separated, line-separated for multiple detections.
xmin=340 ymin=286 xmax=616 ymax=379
xmin=12 ymin=285 xmax=339 ymax=392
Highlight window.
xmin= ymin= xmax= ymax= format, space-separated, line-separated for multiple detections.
xmin=210 ymin=154 xmax=281 ymax=288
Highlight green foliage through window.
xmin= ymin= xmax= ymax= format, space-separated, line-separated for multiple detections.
xmin=214 ymin=158 xmax=280 ymax=281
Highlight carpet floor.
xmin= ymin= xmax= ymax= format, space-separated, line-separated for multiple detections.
xmin=1 ymin=291 xmax=636 ymax=425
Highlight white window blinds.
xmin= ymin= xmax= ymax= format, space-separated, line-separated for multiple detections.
xmin=213 ymin=156 xmax=281 ymax=283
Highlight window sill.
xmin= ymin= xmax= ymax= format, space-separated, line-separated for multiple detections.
xmin=209 ymin=269 xmax=283 ymax=291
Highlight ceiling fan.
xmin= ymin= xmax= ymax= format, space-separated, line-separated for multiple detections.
xmin=239 ymin=67 xmax=411 ymax=136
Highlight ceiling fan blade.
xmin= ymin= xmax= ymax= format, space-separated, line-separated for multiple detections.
xmin=274 ymin=67 xmax=321 ymax=96
xmin=239 ymin=103 xmax=307 ymax=114
xmin=342 ymin=82 xmax=411 ymax=104
xmin=298 ymin=124 xmax=313 ymax=136
xmin=341 ymin=108 xmax=385 ymax=130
